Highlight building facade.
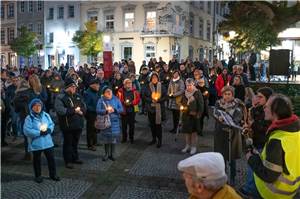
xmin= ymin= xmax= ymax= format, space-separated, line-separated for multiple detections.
xmin=44 ymin=1 xmax=80 ymax=69
xmin=0 ymin=1 xmax=17 ymax=68
xmin=80 ymin=1 xmax=228 ymax=71
xmin=17 ymin=0 xmax=44 ymax=67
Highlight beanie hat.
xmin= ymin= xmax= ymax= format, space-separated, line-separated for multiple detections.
xmin=257 ymin=87 xmax=274 ymax=100
xmin=64 ymin=78 xmax=77 ymax=89
xmin=101 ymin=85 xmax=111 ymax=94
xmin=88 ymin=78 xmax=99 ymax=86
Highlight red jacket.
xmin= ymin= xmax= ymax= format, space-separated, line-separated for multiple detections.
xmin=215 ymin=74 xmax=231 ymax=97
xmin=116 ymin=87 xmax=140 ymax=115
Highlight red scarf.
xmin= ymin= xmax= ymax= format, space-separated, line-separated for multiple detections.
xmin=267 ymin=114 xmax=299 ymax=134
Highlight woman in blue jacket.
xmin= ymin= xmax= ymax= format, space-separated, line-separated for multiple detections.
xmin=96 ymin=86 xmax=123 ymax=161
xmin=23 ymin=98 xmax=60 ymax=183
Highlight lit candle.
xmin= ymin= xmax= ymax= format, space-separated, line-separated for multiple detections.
xmin=107 ymin=105 xmax=113 ymax=112
xmin=115 ymin=86 xmax=118 ymax=90
xmin=204 ymin=91 xmax=209 ymax=96
xmin=40 ymin=123 xmax=48 ymax=132
xmin=47 ymin=85 xmax=50 ymax=88
xmin=180 ymin=105 xmax=184 ymax=111
xmin=54 ymin=88 xmax=60 ymax=92
xmin=125 ymin=99 xmax=130 ymax=104
xmin=166 ymin=76 xmax=170 ymax=80
xmin=141 ymin=81 xmax=144 ymax=85
xmin=170 ymin=70 xmax=173 ymax=73
xmin=75 ymin=107 xmax=81 ymax=112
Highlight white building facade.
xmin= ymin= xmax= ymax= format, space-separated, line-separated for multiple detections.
xmin=80 ymin=1 xmax=228 ymax=71
xmin=44 ymin=1 xmax=80 ymax=69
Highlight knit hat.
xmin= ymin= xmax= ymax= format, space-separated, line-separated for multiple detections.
xmin=101 ymin=85 xmax=111 ymax=94
xmin=257 ymin=87 xmax=274 ymax=100
xmin=88 ymin=78 xmax=99 ymax=86
xmin=178 ymin=152 xmax=226 ymax=181
xmin=64 ymin=78 xmax=77 ymax=89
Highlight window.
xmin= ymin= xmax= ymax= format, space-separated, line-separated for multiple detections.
xmin=20 ymin=1 xmax=25 ymax=13
xmin=216 ymin=2 xmax=219 ymax=15
xmin=207 ymin=2 xmax=211 ymax=15
xmin=49 ymin=32 xmax=54 ymax=43
xmin=199 ymin=48 xmax=204 ymax=62
xmin=199 ymin=2 xmax=204 ymax=10
xmin=37 ymin=1 xmax=42 ymax=12
xmin=146 ymin=11 xmax=156 ymax=31
xmin=1 ymin=5 xmax=4 ymax=19
xmin=88 ymin=11 xmax=98 ymax=24
xmin=58 ymin=6 xmax=64 ymax=19
xmin=145 ymin=44 xmax=155 ymax=61
xmin=37 ymin=23 xmax=42 ymax=35
xmin=48 ymin=8 xmax=54 ymax=19
xmin=207 ymin=20 xmax=211 ymax=41
xmin=124 ymin=12 xmax=134 ymax=30
xmin=28 ymin=23 xmax=34 ymax=32
xmin=1 ymin=29 xmax=5 ymax=44
xmin=8 ymin=28 xmax=14 ymax=44
xmin=28 ymin=1 xmax=33 ymax=12
xmin=189 ymin=14 xmax=194 ymax=35
xmin=105 ymin=14 xmax=114 ymax=31
xmin=189 ymin=46 xmax=194 ymax=60
xmin=68 ymin=5 xmax=74 ymax=18
xmin=8 ymin=3 xmax=14 ymax=18
xmin=199 ymin=18 xmax=203 ymax=39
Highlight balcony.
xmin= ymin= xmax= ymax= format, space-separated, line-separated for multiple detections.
xmin=140 ymin=23 xmax=184 ymax=38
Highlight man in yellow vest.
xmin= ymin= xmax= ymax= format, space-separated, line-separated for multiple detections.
xmin=245 ymin=94 xmax=300 ymax=198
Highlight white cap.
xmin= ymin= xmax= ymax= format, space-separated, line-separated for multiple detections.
xmin=177 ymin=152 xmax=226 ymax=181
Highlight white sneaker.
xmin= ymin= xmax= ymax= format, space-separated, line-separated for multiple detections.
xmin=181 ymin=145 xmax=190 ymax=153
xmin=190 ymin=147 xmax=197 ymax=155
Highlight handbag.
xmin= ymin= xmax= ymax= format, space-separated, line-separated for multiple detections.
xmin=94 ymin=101 xmax=111 ymax=130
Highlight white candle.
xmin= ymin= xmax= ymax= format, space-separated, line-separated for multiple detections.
xmin=47 ymin=85 xmax=50 ymax=88
xmin=107 ymin=106 xmax=113 ymax=112
xmin=40 ymin=123 xmax=48 ymax=132
xmin=125 ymin=99 xmax=130 ymax=103
xmin=75 ymin=107 xmax=81 ymax=112
xmin=180 ymin=106 xmax=185 ymax=111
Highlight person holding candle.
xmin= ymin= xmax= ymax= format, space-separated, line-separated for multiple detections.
xmin=23 ymin=98 xmax=60 ymax=183
xmin=111 ymin=72 xmax=123 ymax=95
xmin=117 ymin=79 xmax=141 ymax=143
xmin=55 ymin=78 xmax=87 ymax=169
xmin=159 ymin=63 xmax=172 ymax=90
xmin=144 ymin=72 xmax=167 ymax=148
xmin=138 ymin=67 xmax=150 ymax=115
xmin=167 ymin=70 xmax=185 ymax=134
xmin=83 ymin=79 xmax=101 ymax=151
xmin=180 ymin=78 xmax=204 ymax=155
xmin=96 ymin=86 xmax=123 ymax=161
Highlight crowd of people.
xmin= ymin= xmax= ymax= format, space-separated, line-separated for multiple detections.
xmin=1 ymin=54 xmax=299 ymax=199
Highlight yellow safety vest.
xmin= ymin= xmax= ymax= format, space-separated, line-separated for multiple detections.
xmin=254 ymin=130 xmax=300 ymax=199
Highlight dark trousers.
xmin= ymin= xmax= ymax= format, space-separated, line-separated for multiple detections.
xmin=148 ymin=112 xmax=162 ymax=142
xmin=1 ymin=111 xmax=7 ymax=144
xmin=171 ymin=109 xmax=180 ymax=130
xmin=86 ymin=111 xmax=97 ymax=147
xmin=62 ymin=129 xmax=81 ymax=164
xmin=199 ymin=114 xmax=205 ymax=135
xmin=32 ymin=147 xmax=56 ymax=178
xmin=121 ymin=112 xmax=135 ymax=141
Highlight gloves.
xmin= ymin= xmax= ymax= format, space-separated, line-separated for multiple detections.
xmin=40 ymin=128 xmax=52 ymax=136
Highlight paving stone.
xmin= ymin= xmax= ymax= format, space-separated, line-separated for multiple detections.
xmin=1 ymin=173 xmax=91 ymax=199
xmin=109 ymin=185 xmax=188 ymax=199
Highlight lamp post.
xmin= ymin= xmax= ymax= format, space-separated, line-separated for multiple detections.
xmin=103 ymin=35 xmax=112 ymax=79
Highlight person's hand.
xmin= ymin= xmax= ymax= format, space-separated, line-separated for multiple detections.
xmin=75 ymin=107 xmax=83 ymax=115
xmin=246 ymin=151 xmax=253 ymax=160
xmin=218 ymin=116 xmax=224 ymax=122
xmin=40 ymin=131 xmax=48 ymax=136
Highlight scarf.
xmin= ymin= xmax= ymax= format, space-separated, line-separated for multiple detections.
xmin=150 ymin=82 xmax=162 ymax=124
xmin=172 ymin=76 xmax=180 ymax=82
xmin=185 ymin=87 xmax=197 ymax=105
xmin=267 ymin=114 xmax=299 ymax=134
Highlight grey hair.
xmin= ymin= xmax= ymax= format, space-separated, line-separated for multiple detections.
xmin=185 ymin=78 xmax=195 ymax=85
xmin=193 ymin=175 xmax=228 ymax=191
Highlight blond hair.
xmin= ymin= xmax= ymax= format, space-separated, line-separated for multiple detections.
xmin=28 ymin=74 xmax=42 ymax=94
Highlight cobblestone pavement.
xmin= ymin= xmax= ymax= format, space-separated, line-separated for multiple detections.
xmin=2 ymin=109 xmax=294 ymax=199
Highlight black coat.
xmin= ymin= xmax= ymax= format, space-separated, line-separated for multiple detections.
xmin=55 ymin=92 xmax=86 ymax=131
xmin=143 ymin=83 xmax=167 ymax=114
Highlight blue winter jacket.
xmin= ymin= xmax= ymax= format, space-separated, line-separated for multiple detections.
xmin=96 ymin=95 xmax=123 ymax=134
xmin=23 ymin=98 xmax=54 ymax=152
xmin=83 ymin=88 xmax=101 ymax=113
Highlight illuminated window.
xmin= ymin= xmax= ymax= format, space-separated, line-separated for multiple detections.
xmin=146 ymin=11 xmax=156 ymax=31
